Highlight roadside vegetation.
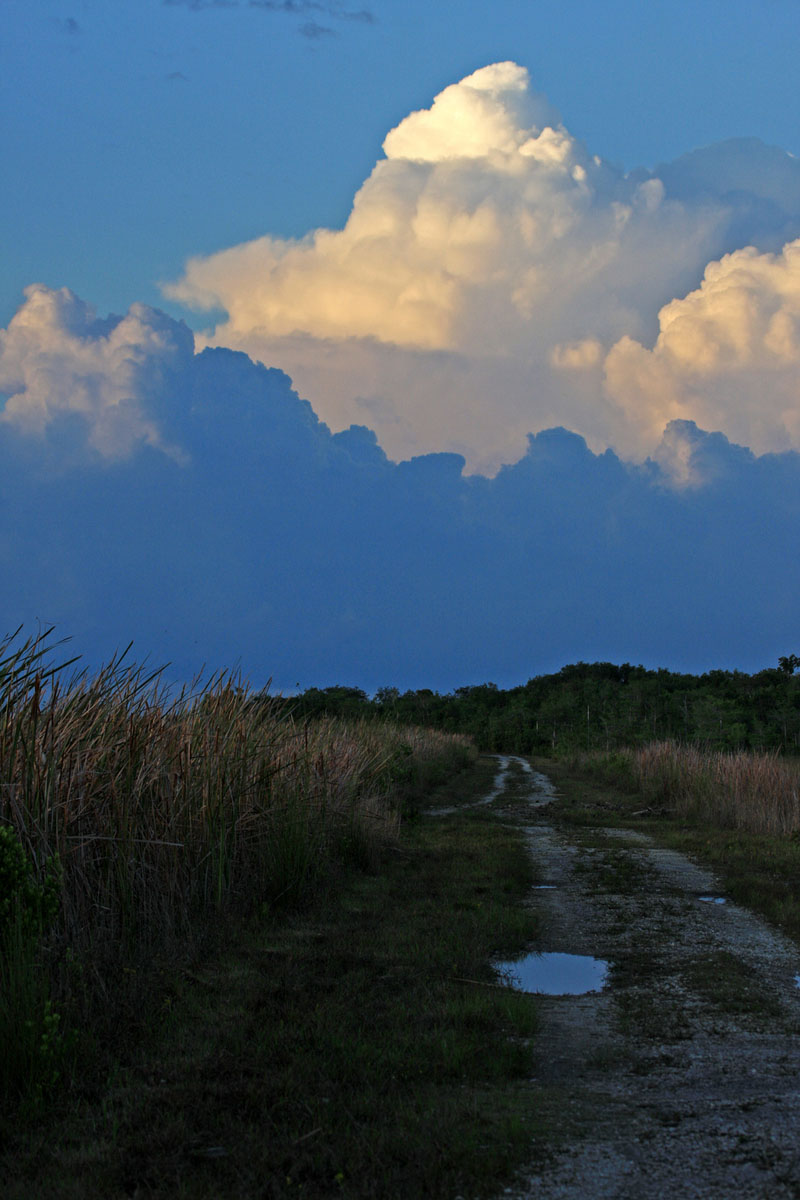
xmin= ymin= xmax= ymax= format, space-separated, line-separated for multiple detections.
xmin=542 ymin=746 xmax=800 ymax=943
xmin=0 ymin=629 xmax=471 ymax=1117
xmin=292 ymin=662 xmax=800 ymax=951
xmin=1 ymin=631 xmax=548 ymax=1198
xmin=568 ymin=742 xmax=800 ymax=836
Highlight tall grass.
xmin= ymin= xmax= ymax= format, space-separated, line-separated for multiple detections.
xmin=571 ymin=741 xmax=800 ymax=835
xmin=0 ymin=628 xmax=473 ymax=1107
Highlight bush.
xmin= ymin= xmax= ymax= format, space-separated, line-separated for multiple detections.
xmin=0 ymin=825 xmax=66 ymax=1111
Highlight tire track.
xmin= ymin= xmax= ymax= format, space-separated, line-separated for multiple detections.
xmin=485 ymin=763 xmax=800 ymax=1199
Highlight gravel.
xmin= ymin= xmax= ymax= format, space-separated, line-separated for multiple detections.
xmin=488 ymin=761 xmax=800 ymax=1200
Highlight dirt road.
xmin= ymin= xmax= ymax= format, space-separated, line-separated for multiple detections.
xmin=485 ymin=757 xmax=800 ymax=1199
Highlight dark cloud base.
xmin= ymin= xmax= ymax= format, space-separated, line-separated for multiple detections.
xmin=2 ymin=336 xmax=798 ymax=692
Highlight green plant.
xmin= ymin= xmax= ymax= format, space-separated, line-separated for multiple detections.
xmin=0 ymin=825 xmax=61 ymax=940
xmin=0 ymin=824 xmax=66 ymax=1111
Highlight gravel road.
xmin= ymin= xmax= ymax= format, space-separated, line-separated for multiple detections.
xmin=485 ymin=758 xmax=800 ymax=1200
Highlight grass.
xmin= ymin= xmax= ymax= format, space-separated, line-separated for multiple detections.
xmin=680 ymin=951 xmax=784 ymax=1019
xmin=2 ymin=761 xmax=549 ymax=1199
xmin=568 ymin=742 xmax=800 ymax=835
xmin=0 ymin=627 xmax=474 ymax=1115
xmin=572 ymin=844 xmax=658 ymax=894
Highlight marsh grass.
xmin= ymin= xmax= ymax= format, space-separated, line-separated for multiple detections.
xmin=569 ymin=742 xmax=800 ymax=835
xmin=2 ymin=764 xmax=547 ymax=1199
xmin=0 ymin=628 xmax=473 ymax=1111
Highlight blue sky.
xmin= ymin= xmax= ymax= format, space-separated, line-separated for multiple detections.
xmin=2 ymin=0 xmax=800 ymax=689
xmin=4 ymin=0 xmax=800 ymax=327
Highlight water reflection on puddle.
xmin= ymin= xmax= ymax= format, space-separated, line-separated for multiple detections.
xmin=698 ymin=896 xmax=727 ymax=905
xmin=494 ymin=951 xmax=609 ymax=995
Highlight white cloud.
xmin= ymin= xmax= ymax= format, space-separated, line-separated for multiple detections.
xmin=169 ymin=62 xmax=778 ymax=470
xmin=168 ymin=62 xmax=706 ymax=359
xmin=601 ymin=239 xmax=800 ymax=459
xmin=0 ymin=284 xmax=193 ymax=460
xmin=381 ymin=61 xmax=561 ymax=163
xmin=7 ymin=65 xmax=799 ymax=479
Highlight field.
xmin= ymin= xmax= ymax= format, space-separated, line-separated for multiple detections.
xmin=0 ymin=629 xmax=472 ymax=1114
xmin=5 ymin=629 xmax=800 ymax=1196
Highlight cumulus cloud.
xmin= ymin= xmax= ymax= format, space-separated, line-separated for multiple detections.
xmin=165 ymin=62 xmax=800 ymax=472
xmin=168 ymin=63 xmax=704 ymax=355
xmin=1 ymin=299 xmax=799 ymax=689
xmin=0 ymin=285 xmax=193 ymax=461
xmin=601 ymin=239 xmax=800 ymax=460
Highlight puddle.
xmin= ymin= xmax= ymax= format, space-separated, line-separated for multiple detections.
xmin=494 ymin=951 xmax=609 ymax=995
xmin=534 ymin=884 xmax=558 ymax=890
xmin=698 ymin=896 xmax=727 ymax=905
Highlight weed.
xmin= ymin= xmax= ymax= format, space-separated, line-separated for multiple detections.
xmin=0 ymin=627 xmax=474 ymax=1122
xmin=1 ymin=761 xmax=549 ymax=1199
xmin=681 ymin=951 xmax=783 ymax=1019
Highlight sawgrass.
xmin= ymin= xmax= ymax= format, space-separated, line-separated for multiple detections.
xmin=0 ymin=627 xmax=473 ymax=1114
xmin=2 ymin=760 xmax=547 ymax=1199
xmin=568 ymin=742 xmax=800 ymax=835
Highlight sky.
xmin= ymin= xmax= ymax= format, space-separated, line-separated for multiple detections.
xmin=2 ymin=0 xmax=800 ymax=691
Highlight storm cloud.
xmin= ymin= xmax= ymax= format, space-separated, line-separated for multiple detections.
xmin=165 ymin=63 xmax=800 ymax=473
xmin=1 ymin=287 xmax=798 ymax=691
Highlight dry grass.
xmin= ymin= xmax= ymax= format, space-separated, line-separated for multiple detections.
xmin=2 ymin=767 xmax=545 ymax=1200
xmin=573 ymin=742 xmax=800 ymax=835
xmin=635 ymin=742 xmax=800 ymax=834
xmin=0 ymin=627 xmax=473 ymax=1105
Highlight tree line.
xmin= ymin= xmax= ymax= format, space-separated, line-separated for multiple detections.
xmin=280 ymin=659 xmax=800 ymax=754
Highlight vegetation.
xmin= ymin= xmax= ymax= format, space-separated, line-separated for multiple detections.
xmin=6 ymin=623 xmax=800 ymax=1196
xmin=2 ymin=752 xmax=546 ymax=1199
xmin=292 ymin=658 xmax=800 ymax=754
xmin=568 ymin=742 xmax=800 ymax=835
xmin=0 ymin=628 xmax=473 ymax=1118
xmin=543 ymin=751 xmax=800 ymax=942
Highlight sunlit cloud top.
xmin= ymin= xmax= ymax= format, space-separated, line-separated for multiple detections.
xmin=162 ymin=62 xmax=800 ymax=472
xmin=0 ymin=284 xmax=192 ymax=461
xmin=166 ymin=63 xmax=678 ymax=355
xmin=602 ymin=239 xmax=800 ymax=459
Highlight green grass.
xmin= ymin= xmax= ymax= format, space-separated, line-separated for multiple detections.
xmin=653 ymin=827 xmax=800 ymax=941
xmin=680 ymin=951 xmax=784 ymax=1019
xmin=1 ymin=761 xmax=549 ymax=1200
xmin=416 ymin=752 xmax=500 ymax=810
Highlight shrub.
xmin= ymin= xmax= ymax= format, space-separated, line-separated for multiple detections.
xmin=0 ymin=824 xmax=66 ymax=1110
